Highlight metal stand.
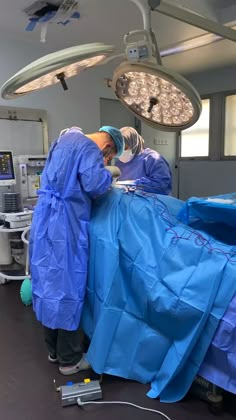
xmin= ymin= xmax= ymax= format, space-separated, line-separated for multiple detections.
xmin=190 ymin=376 xmax=223 ymax=416
xmin=0 ymin=225 xmax=30 ymax=283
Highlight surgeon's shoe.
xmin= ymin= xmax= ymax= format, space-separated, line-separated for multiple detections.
xmin=59 ymin=354 xmax=91 ymax=376
xmin=48 ymin=354 xmax=58 ymax=363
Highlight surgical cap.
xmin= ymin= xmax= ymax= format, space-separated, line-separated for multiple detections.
xmin=120 ymin=127 xmax=144 ymax=158
xmin=59 ymin=127 xmax=83 ymax=138
xmin=99 ymin=126 xmax=124 ymax=158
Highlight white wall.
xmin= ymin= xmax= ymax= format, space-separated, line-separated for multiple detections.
xmin=0 ymin=37 xmax=116 ymax=143
xmin=141 ymin=125 xmax=176 ymax=164
xmin=178 ymin=160 xmax=236 ymax=200
xmin=141 ymin=124 xmax=177 ymax=196
xmin=186 ymin=64 xmax=236 ymax=95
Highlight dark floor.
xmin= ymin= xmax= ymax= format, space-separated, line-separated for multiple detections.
xmin=0 ymin=282 xmax=235 ymax=420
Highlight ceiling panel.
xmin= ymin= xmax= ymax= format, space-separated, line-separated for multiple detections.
xmin=0 ymin=0 xmax=235 ymax=74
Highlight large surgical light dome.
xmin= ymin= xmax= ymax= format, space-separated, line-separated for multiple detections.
xmin=1 ymin=43 xmax=115 ymax=98
xmin=112 ymin=61 xmax=201 ymax=131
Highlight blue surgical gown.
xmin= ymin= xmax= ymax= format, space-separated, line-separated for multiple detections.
xmin=30 ymin=128 xmax=112 ymax=331
xmin=116 ymin=148 xmax=172 ymax=195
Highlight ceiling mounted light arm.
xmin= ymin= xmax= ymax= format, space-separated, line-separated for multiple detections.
xmin=123 ymin=30 xmax=162 ymax=65
xmin=108 ymin=0 xmax=201 ymax=132
xmin=0 ymin=0 xmax=201 ymax=132
xmin=150 ymin=30 xmax=162 ymax=65
xmin=160 ymin=22 xmax=236 ymax=58
xmin=149 ymin=0 xmax=236 ymax=43
xmin=129 ymin=0 xmax=162 ymax=65
xmin=130 ymin=0 xmax=152 ymax=31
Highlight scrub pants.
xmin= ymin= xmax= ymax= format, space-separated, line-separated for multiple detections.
xmin=43 ymin=327 xmax=83 ymax=366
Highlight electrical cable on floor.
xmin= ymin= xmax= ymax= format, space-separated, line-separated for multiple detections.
xmin=77 ymin=399 xmax=172 ymax=420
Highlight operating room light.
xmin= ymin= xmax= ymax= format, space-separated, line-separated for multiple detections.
xmin=6 ymin=0 xmax=236 ymax=130
xmin=15 ymin=56 xmax=106 ymax=94
xmin=112 ymin=62 xmax=201 ymax=131
xmin=1 ymin=44 xmax=115 ymax=98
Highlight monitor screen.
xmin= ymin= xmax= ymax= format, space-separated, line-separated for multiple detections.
xmin=0 ymin=151 xmax=16 ymax=186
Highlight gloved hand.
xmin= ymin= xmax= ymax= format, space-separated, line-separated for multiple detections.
xmin=105 ymin=166 xmax=121 ymax=178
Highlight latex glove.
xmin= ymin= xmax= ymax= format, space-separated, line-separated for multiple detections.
xmin=105 ymin=166 xmax=121 ymax=178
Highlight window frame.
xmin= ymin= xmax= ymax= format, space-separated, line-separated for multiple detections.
xmin=179 ymin=95 xmax=212 ymax=161
xmin=178 ymin=89 xmax=236 ymax=162
xmin=220 ymin=91 xmax=236 ymax=160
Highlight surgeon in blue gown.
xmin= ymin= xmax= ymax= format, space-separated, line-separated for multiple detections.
xmin=116 ymin=127 xmax=172 ymax=194
xmin=30 ymin=125 xmax=124 ymax=376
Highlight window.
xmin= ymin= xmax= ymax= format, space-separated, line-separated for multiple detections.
xmin=224 ymin=95 xmax=236 ymax=156
xmin=180 ymin=99 xmax=210 ymax=158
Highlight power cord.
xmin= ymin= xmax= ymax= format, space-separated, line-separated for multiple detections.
xmin=77 ymin=399 xmax=172 ymax=420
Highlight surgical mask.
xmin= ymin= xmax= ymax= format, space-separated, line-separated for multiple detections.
xmin=119 ymin=150 xmax=134 ymax=163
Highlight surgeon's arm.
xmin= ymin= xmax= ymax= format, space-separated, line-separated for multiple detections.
xmin=136 ymin=155 xmax=172 ymax=195
xmin=79 ymin=147 xmax=113 ymax=198
xmin=105 ymin=165 xmax=121 ymax=178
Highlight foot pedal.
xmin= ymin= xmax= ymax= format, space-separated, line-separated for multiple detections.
xmin=56 ymin=379 xmax=102 ymax=407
